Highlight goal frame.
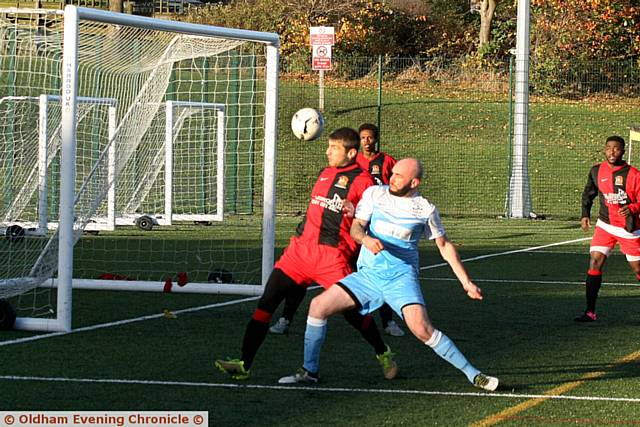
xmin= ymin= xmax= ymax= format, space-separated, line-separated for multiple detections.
xmin=92 ymin=100 xmax=227 ymax=230
xmin=0 ymin=94 xmax=117 ymax=234
xmin=156 ymin=100 xmax=226 ymax=226
xmin=13 ymin=5 xmax=279 ymax=332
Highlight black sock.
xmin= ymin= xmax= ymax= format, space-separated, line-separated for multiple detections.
xmin=378 ymin=303 xmax=392 ymax=328
xmin=241 ymin=318 xmax=270 ymax=369
xmin=343 ymin=309 xmax=387 ymax=355
xmin=585 ymin=271 xmax=602 ymax=313
xmin=240 ymin=268 xmax=300 ymax=368
xmin=282 ymin=285 xmax=307 ymax=322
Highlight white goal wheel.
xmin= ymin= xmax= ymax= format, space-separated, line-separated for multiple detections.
xmin=135 ymin=215 xmax=154 ymax=231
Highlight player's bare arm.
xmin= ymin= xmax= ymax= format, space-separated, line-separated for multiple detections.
xmin=435 ymin=235 xmax=483 ymax=301
xmin=581 ymin=217 xmax=591 ymax=232
xmin=351 ymin=218 xmax=384 ymax=254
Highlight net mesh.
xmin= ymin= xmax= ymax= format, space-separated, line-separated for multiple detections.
xmin=0 ymin=10 xmax=270 ymax=314
xmin=120 ymin=103 xmax=224 ymax=221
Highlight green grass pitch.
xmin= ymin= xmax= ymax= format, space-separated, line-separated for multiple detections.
xmin=1 ymin=218 xmax=639 ymax=426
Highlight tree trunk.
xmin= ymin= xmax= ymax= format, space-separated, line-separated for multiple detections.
xmin=479 ymin=0 xmax=498 ymax=48
xmin=110 ymin=0 xmax=123 ymax=13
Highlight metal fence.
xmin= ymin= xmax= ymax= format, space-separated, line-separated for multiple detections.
xmin=277 ymin=55 xmax=640 ymax=220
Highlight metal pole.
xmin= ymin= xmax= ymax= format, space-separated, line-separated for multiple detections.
xmin=318 ymin=69 xmax=325 ymax=112
xmin=505 ymin=55 xmax=514 ymax=214
xmin=377 ymin=55 xmax=382 ymax=149
xmin=57 ymin=5 xmax=80 ymax=332
xmin=261 ymin=44 xmax=279 ymax=287
xmin=508 ymin=0 xmax=532 ymax=218
xmin=164 ymin=101 xmax=174 ymax=225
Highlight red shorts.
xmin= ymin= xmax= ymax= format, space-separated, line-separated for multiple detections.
xmin=274 ymin=236 xmax=353 ymax=289
xmin=591 ymin=225 xmax=640 ymax=259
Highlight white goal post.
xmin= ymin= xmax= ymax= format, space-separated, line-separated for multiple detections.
xmin=0 ymin=6 xmax=279 ymax=332
xmin=120 ymin=100 xmax=226 ymax=227
xmin=0 ymin=96 xmax=225 ymax=233
xmin=162 ymin=101 xmax=225 ymax=225
xmin=84 ymin=100 xmax=227 ymax=230
xmin=0 ymin=94 xmax=118 ymax=234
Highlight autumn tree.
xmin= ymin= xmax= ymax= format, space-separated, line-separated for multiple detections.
xmin=531 ymin=0 xmax=640 ymax=61
xmin=479 ymin=0 xmax=498 ymax=48
xmin=110 ymin=0 xmax=123 ymax=13
xmin=181 ymin=0 xmax=434 ymax=57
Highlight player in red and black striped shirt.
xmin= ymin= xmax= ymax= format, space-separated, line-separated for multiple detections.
xmin=356 ymin=123 xmax=405 ymax=337
xmin=356 ymin=123 xmax=396 ymax=186
xmin=215 ymin=128 xmax=396 ymax=380
xmin=577 ymin=135 xmax=640 ymax=322
xmin=272 ymin=124 xmax=405 ymax=337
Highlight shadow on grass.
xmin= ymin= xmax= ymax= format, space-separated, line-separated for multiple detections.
xmin=333 ymin=98 xmax=493 ymax=116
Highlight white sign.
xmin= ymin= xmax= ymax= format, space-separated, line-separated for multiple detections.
xmin=310 ymin=26 xmax=334 ymax=71
xmin=312 ymin=45 xmax=332 ymax=70
xmin=310 ymin=26 xmax=335 ymax=45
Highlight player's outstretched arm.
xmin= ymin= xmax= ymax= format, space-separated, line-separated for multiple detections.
xmin=435 ymin=235 xmax=483 ymax=300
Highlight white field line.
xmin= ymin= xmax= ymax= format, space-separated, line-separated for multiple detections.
xmin=0 ymin=296 xmax=260 ymax=347
xmin=420 ymin=237 xmax=591 ymax=271
xmin=0 ymin=237 xmax=590 ymax=348
xmin=0 ymin=375 xmax=638 ymax=403
xmin=424 ymin=277 xmax=640 ymax=287
xmin=530 ymin=250 xmax=585 ymax=254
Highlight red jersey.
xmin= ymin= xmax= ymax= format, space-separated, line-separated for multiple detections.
xmin=295 ymin=162 xmax=374 ymax=259
xmin=582 ymin=161 xmax=640 ymax=231
xmin=356 ymin=152 xmax=396 ymax=186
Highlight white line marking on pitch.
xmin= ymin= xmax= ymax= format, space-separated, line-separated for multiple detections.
xmin=420 ymin=237 xmax=591 ymax=271
xmin=0 ymin=237 xmax=589 ymax=347
xmin=424 ymin=277 xmax=640 ymax=287
xmin=0 ymin=375 xmax=638 ymax=403
xmin=0 ymin=296 xmax=260 ymax=347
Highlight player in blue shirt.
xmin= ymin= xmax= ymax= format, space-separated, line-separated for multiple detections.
xmin=278 ymin=158 xmax=499 ymax=391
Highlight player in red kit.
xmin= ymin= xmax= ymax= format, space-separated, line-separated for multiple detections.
xmin=215 ymin=128 xmax=397 ymax=381
xmin=269 ymin=123 xmax=406 ymax=337
xmin=577 ymin=135 xmax=640 ymax=322
xmin=355 ymin=123 xmax=405 ymax=337
xmin=356 ymin=123 xmax=396 ymax=186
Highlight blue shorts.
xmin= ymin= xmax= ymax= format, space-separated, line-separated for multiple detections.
xmin=338 ymin=266 xmax=424 ymax=318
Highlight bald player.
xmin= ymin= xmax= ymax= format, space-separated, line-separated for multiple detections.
xmin=278 ymin=158 xmax=499 ymax=391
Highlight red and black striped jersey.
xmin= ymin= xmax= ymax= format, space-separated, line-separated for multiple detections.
xmin=582 ymin=161 xmax=640 ymax=231
xmin=296 ymin=163 xmax=374 ymax=258
xmin=356 ymin=152 xmax=396 ymax=185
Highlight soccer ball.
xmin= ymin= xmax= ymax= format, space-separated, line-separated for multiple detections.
xmin=291 ymin=108 xmax=324 ymax=141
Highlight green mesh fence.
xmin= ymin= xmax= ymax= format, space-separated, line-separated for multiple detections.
xmin=277 ymin=56 xmax=640 ymax=220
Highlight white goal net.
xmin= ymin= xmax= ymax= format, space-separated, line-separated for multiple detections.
xmin=0 ymin=7 xmax=279 ymax=331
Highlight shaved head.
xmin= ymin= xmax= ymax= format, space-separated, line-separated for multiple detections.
xmin=389 ymin=158 xmax=423 ymax=197
xmin=396 ymin=158 xmax=423 ymax=180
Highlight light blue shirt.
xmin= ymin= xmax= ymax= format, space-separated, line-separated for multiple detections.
xmin=355 ymin=185 xmax=445 ymax=274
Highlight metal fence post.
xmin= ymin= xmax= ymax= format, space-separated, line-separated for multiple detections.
xmin=376 ymin=54 xmax=382 ymax=148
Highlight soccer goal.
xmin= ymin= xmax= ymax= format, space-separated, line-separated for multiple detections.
xmin=70 ymin=99 xmax=227 ymax=231
xmin=0 ymin=94 xmax=118 ymax=234
xmin=0 ymin=6 xmax=279 ymax=332
xmin=113 ymin=100 xmax=226 ymax=229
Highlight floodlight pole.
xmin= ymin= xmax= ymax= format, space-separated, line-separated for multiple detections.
xmin=507 ymin=0 xmax=532 ymax=218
